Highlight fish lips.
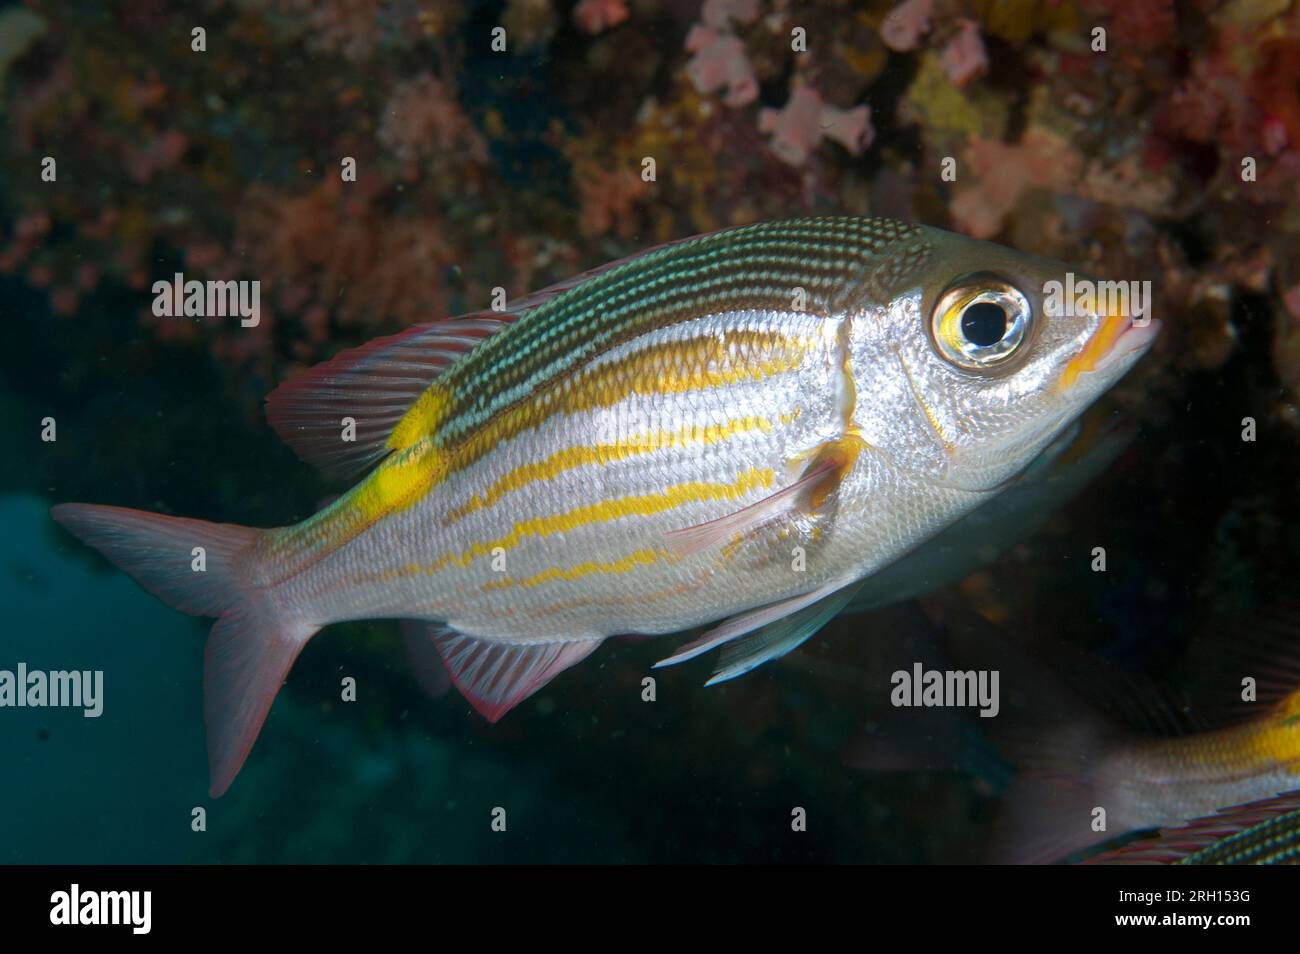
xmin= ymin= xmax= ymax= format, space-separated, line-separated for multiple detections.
xmin=1096 ymin=315 xmax=1162 ymax=374
xmin=1060 ymin=313 xmax=1162 ymax=393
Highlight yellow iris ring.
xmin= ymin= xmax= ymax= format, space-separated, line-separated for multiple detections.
xmin=931 ymin=279 xmax=1030 ymax=370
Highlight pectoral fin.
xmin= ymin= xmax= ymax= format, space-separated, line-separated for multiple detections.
xmin=663 ymin=435 xmax=867 ymax=557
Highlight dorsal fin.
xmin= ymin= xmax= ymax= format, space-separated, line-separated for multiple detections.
xmin=502 ymin=227 xmax=723 ymax=315
xmin=265 ymin=313 xmax=513 ymax=478
xmin=1180 ymin=600 xmax=1300 ymax=725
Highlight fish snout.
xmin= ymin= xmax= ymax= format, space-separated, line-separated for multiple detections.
xmin=1057 ymin=309 xmax=1162 ymax=392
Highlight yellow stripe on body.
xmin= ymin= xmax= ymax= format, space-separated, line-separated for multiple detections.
xmin=269 ymin=327 xmax=810 ymax=586
xmin=348 ymin=328 xmax=809 ymax=527
xmin=272 ymin=381 xmax=456 ymax=559
xmin=444 ymin=414 xmax=782 ymax=526
xmin=518 ymin=570 xmax=716 ymax=623
xmin=1143 ymin=690 xmax=1300 ymax=781
xmin=1233 ymin=690 xmax=1300 ymax=769
xmin=399 ymin=465 xmax=776 ymax=579
xmin=275 ymin=437 xmax=447 ymax=562
xmin=482 ymin=547 xmax=662 ymax=591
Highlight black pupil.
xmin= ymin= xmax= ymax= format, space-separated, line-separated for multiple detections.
xmin=961 ymin=302 xmax=1008 ymax=348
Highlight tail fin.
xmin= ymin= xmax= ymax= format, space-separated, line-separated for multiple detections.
xmin=898 ymin=601 xmax=1147 ymax=863
xmin=51 ymin=503 xmax=319 ymax=797
xmin=988 ymin=722 xmax=1119 ymax=864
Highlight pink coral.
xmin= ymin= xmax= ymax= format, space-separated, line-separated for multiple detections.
xmin=701 ymin=0 xmax=760 ymax=29
xmin=576 ymin=165 xmax=648 ymax=237
xmin=299 ymin=0 xmax=384 ymax=61
xmin=1252 ymin=39 xmax=1300 ymax=151
xmin=942 ymin=19 xmax=987 ymax=88
xmin=685 ymin=25 xmax=758 ymax=108
xmin=14 ymin=212 xmax=50 ymax=242
xmin=51 ymin=287 xmax=79 ymax=316
xmin=881 ymin=0 xmax=933 ymax=53
xmin=1166 ymin=63 xmax=1243 ymax=143
xmin=949 ymin=130 xmax=1084 ymax=239
xmin=823 ymin=103 xmax=874 ymax=156
xmin=1088 ymin=0 xmax=1176 ymax=54
xmin=1262 ymin=116 xmax=1289 ymax=156
xmin=237 ymin=181 xmax=454 ymax=333
xmin=573 ymin=0 xmax=629 ymax=35
xmin=378 ymin=73 xmax=486 ymax=165
xmin=758 ymin=87 xmax=874 ymax=167
xmin=1285 ymin=285 xmax=1300 ymax=322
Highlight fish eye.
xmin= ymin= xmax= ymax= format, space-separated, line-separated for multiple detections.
xmin=931 ymin=278 xmax=1032 ymax=370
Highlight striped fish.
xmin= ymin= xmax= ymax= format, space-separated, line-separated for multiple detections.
xmin=924 ymin=601 xmax=1300 ymax=864
xmin=52 ymin=217 xmax=1159 ymax=795
xmin=1090 ymin=792 xmax=1300 ymax=865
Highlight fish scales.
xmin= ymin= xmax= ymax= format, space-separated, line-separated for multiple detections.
xmin=283 ymin=312 xmax=859 ymax=638
xmin=264 ymin=219 xmax=934 ymax=638
xmin=1100 ymin=693 xmax=1300 ymax=829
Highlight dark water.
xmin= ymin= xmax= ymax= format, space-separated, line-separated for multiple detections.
xmin=2 ymin=1 xmax=1299 ymax=865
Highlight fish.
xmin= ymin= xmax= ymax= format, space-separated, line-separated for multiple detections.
xmin=1004 ymin=683 xmax=1300 ymax=864
xmin=857 ymin=599 xmax=1300 ymax=863
xmin=1088 ymin=792 xmax=1300 ymax=865
xmin=50 ymin=216 xmax=1160 ymax=795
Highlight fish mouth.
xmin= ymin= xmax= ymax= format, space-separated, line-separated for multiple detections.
xmin=1057 ymin=312 xmax=1162 ymax=391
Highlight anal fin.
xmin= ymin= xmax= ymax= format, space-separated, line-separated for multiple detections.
xmin=428 ymin=626 xmax=603 ymax=722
